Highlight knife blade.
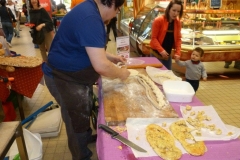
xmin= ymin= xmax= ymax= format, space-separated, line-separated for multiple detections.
xmin=98 ymin=124 xmax=147 ymax=152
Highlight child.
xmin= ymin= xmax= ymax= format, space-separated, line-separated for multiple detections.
xmin=175 ymin=47 xmax=207 ymax=92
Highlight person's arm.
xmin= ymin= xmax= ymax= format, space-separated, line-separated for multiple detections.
xmin=70 ymin=0 xmax=76 ymax=9
xmin=36 ymin=8 xmax=53 ymax=31
xmin=174 ymin=19 xmax=182 ymax=57
xmin=150 ymin=17 xmax=165 ymax=54
xmin=7 ymin=8 xmax=17 ymax=22
xmin=175 ymin=59 xmax=187 ymax=67
xmin=201 ymin=64 xmax=207 ymax=81
xmin=105 ymin=52 xmax=126 ymax=64
xmin=86 ymin=47 xmax=130 ymax=81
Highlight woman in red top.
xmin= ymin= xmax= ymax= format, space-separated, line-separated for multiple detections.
xmin=150 ymin=0 xmax=183 ymax=70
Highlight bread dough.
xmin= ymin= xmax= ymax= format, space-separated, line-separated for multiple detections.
xmin=128 ymin=69 xmax=139 ymax=76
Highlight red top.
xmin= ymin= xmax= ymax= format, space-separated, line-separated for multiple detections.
xmin=150 ymin=15 xmax=182 ymax=56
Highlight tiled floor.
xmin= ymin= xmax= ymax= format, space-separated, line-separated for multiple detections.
xmin=5 ymin=25 xmax=240 ymax=160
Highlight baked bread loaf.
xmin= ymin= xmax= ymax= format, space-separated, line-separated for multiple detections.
xmin=170 ymin=120 xmax=206 ymax=156
xmin=146 ymin=124 xmax=182 ymax=160
xmin=6 ymin=66 xmax=15 ymax=72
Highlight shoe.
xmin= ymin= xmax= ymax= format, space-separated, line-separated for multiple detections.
xmin=234 ymin=66 xmax=240 ymax=70
xmin=224 ymin=64 xmax=229 ymax=68
xmin=7 ymin=42 xmax=12 ymax=48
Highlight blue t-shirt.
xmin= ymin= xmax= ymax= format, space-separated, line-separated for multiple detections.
xmin=42 ymin=0 xmax=106 ymax=76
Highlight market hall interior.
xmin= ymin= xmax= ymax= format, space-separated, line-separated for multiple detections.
xmin=2 ymin=24 xmax=240 ymax=160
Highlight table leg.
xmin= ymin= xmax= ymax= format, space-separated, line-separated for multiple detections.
xmin=15 ymin=123 xmax=29 ymax=160
xmin=17 ymin=93 xmax=25 ymax=120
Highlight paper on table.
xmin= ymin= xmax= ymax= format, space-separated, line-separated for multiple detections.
xmin=225 ymin=124 xmax=240 ymax=140
xmin=180 ymin=105 xmax=239 ymax=141
xmin=126 ymin=118 xmax=187 ymax=158
xmin=146 ymin=66 xmax=182 ymax=85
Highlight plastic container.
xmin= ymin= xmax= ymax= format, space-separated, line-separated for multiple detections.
xmin=28 ymin=107 xmax=62 ymax=137
xmin=162 ymin=80 xmax=195 ymax=102
xmin=126 ymin=58 xmax=144 ymax=65
xmin=7 ymin=129 xmax=42 ymax=160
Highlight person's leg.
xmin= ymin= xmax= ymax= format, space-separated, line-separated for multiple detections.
xmin=16 ymin=21 xmax=20 ymax=37
xmin=38 ymin=42 xmax=47 ymax=61
xmin=2 ymin=22 xmax=13 ymax=44
xmin=233 ymin=61 xmax=240 ymax=69
xmin=186 ymin=79 xmax=199 ymax=92
xmin=38 ymin=31 xmax=53 ymax=61
xmin=224 ymin=61 xmax=232 ymax=68
xmin=159 ymin=57 xmax=172 ymax=70
xmin=44 ymin=75 xmax=93 ymax=160
xmin=53 ymin=74 xmax=94 ymax=159
xmin=13 ymin=28 xmax=19 ymax=37
xmin=44 ymin=31 xmax=54 ymax=52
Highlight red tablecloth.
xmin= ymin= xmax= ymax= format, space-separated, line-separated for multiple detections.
xmin=0 ymin=65 xmax=43 ymax=102
xmin=96 ymin=57 xmax=240 ymax=160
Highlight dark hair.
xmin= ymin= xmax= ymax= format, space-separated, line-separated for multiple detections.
xmin=194 ymin=47 xmax=204 ymax=57
xmin=101 ymin=0 xmax=125 ymax=9
xmin=0 ymin=0 xmax=6 ymax=6
xmin=29 ymin=0 xmax=40 ymax=9
xmin=165 ymin=0 xmax=183 ymax=21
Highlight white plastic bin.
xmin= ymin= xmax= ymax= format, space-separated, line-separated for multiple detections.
xmin=163 ymin=80 xmax=195 ymax=102
xmin=7 ymin=129 xmax=42 ymax=160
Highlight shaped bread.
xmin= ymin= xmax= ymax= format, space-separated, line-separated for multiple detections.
xmin=146 ymin=124 xmax=182 ymax=160
xmin=170 ymin=120 xmax=206 ymax=156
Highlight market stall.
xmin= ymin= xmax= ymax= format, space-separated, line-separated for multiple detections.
xmin=96 ymin=57 xmax=240 ymax=160
xmin=0 ymin=56 xmax=43 ymax=120
xmin=120 ymin=1 xmax=240 ymax=64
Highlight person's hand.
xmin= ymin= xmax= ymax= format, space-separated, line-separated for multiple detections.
xmin=160 ymin=50 xmax=169 ymax=59
xmin=119 ymin=67 xmax=130 ymax=81
xmin=174 ymin=55 xmax=180 ymax=61
xmin=36 ymin=23 xmax=45 ymax=31
xmin=203 ymin=77 xmax=207 ymax=81
xmin=107 ymin=54 xmax=127 ymax=64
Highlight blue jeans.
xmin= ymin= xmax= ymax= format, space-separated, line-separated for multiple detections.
xmin=2 ymin=22 xmax=13 ymax=43
xmin=150 ymin=53 xmax=172 ymax=70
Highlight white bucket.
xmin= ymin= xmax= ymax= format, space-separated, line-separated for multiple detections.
xmin=6 ymin=128 xmax=42 ymax=160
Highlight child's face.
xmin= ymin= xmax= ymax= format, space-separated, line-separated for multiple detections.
xmin=191 ymin=51 xmax=201 ymax=61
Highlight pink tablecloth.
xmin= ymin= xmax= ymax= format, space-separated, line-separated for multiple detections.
xmin=96 ymin=57 xmax=240 ymax=160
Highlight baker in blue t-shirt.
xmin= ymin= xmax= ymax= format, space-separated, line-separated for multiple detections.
xmin=42 ymin=0 xmax=129 ymax=159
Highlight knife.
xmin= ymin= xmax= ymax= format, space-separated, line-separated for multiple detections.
xmin=98 ymin=124 xmax=147 ymax=152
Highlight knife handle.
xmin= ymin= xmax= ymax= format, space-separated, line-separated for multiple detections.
xmin=98 ymin=124 xmax=119 ymax=137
